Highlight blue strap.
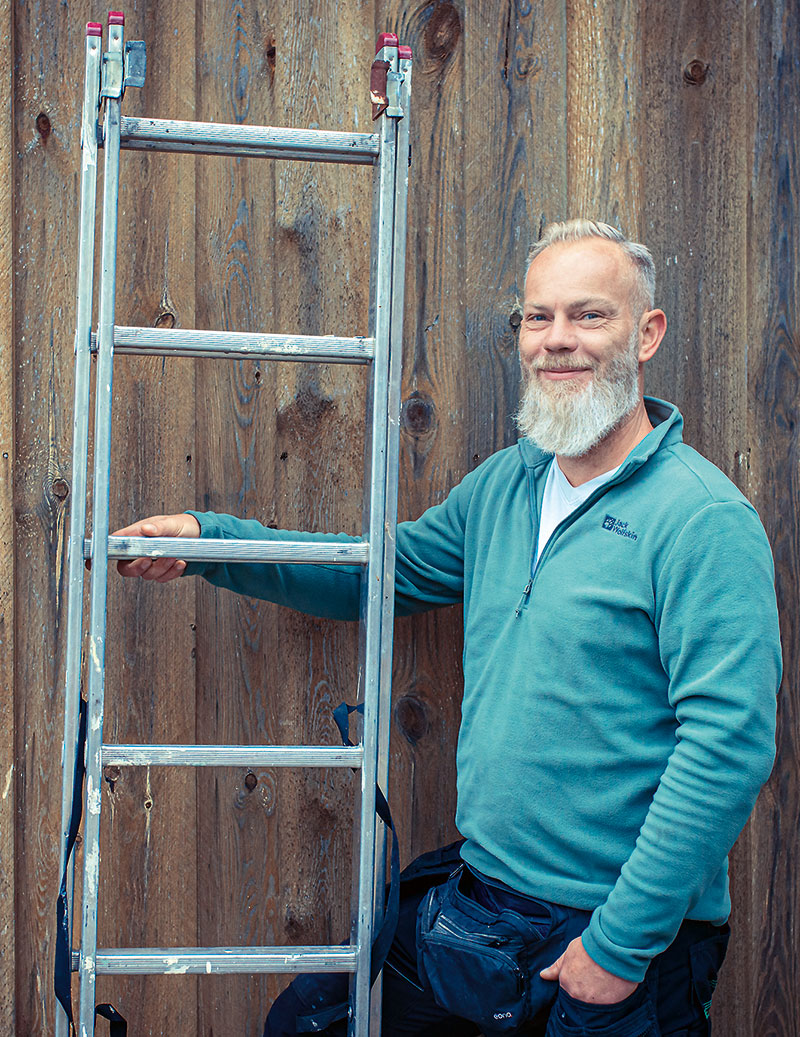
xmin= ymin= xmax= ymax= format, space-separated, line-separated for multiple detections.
xmin=296 ymin=703 xmax=400 ymax=1032
xmin=54 ymin=697 xmax=127 ymax=1036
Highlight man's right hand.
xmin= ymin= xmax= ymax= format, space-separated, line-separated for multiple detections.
xmin=112 ymin=513 xmax=200 ymax=582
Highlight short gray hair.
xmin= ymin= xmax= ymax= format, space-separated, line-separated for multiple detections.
xmin=527 ymin=220 xmax=656 ymax=312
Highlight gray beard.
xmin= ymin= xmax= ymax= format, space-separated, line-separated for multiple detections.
xmin=515 ymin=334 xmax=641 ymax=458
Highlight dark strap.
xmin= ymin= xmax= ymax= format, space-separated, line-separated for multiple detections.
xmin=96 ymin=1003 xmax=128 ymax=1037
xmin=54 ymin=697 xmax=128 ymax=1036
xmin=54 ymin=697 xmax=87 ymax=1032
xmin=296 ymin=703 xmax=400 ymax=1032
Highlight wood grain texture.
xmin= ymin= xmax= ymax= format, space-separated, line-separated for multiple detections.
xmin=638 ymin=0 xmax=748 ymax=467
xmin=0 ymin=0 xmax=14 ymax=1031
xmin=7 ymin=2 xmax=800 ymax=1034
xmin=723 ymin=3 xmax=800 ymax=1033
xmin=566 ymin=0 xmax=642 ymax=232
xmin=94 ymin=0 xmax=199 ymax=1028
xmin=193 ymin=1 xmax=371 ymax=1031
xmin=13 ymin=4 xmax=100 ymax=1029
xmin=375 ymin=0 xmax=469 ymax=867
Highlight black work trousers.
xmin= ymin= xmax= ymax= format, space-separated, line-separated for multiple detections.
xmin=263 ymin=843 xmax=729 ymax=1037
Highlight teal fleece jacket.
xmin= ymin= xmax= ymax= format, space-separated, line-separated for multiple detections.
xmin=185 ymin=398 xmax=781 ymax=981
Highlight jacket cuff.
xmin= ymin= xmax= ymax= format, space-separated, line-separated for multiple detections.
xmin=180 ymin=509 xmax=216 ymax=577
xmin=581 ymin=910 xmax=651 ymax=983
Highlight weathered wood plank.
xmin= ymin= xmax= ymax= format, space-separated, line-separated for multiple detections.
xmin=193 ymin=2 xmax=372 ymax=1031
xmin=728 ymin=3 xmax=800 ymax=1034
xmin=566 ymin=0 xmax=642 ymax=231
xmin=638 ymin=1 xmax=748 ymax=466
xmin=86 ymin=2 xmax=199 ymax=1032
xmin=0 ymin=0 xmax=14 ymax=1030
xmin=13 ymin=6 xmax=102 ymax=1030
xmin=376 ymin=0 xmax=469 ymax=868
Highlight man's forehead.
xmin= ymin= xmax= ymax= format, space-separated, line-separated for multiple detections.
xmin=525 ymin=238 xmax=636 ymax=299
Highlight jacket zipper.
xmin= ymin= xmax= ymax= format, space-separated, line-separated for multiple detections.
xmin=514 ymin=460 xmax=629 ymax=617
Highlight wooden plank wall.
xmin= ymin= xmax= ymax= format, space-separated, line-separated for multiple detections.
xmin=5 ymin=1 xmax=798 ymax=1034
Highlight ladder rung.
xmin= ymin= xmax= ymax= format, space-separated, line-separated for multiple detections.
xmin=72 ymin=946 xmax=357 ymax=974
xmin=101 ymin=744 xmax=363 ymax=767
xmin=120 ymin=116 xmax=380 ymax=165
xmin=85 ymin=536 xmax=370 ymax=565
xmin=111 ymin=326 xmax=374 ymax=364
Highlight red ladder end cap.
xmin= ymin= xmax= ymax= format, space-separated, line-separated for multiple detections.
xmin=108 ymin=11 xmax=125 ymax=25
xmin=86 ymin=22 xmax=103 ymax=36
xmin=376 ymin=32 xmax=398 ymax=53
xmin=398 ymin=45 xmax=413 ymax=60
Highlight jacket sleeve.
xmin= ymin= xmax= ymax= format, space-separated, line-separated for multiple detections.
xmin=581 ymin=500 xmax=782 ymax=980
xmin=182 ymin=470 xmax=474 ymax=619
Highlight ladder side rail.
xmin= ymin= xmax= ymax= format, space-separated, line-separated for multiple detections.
xmin=375 ymin=53 xmax=411 ymax=804
xmin=352 ymin=52 xmax=401 ymax=1037
xmin=78 ymin=17 xmax=125 ymax=1037
xmin=371 ymin=59 xmax=413 ymax=1027
xmin=56 ymin=26 xmax=104 ymax=1037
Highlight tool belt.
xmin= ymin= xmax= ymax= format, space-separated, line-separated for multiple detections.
xmin=417 ymin=865 xmax=575 ymax=1035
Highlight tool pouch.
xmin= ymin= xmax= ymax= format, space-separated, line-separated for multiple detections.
xmin=417 ymin=865 xmax=560 ymax=1034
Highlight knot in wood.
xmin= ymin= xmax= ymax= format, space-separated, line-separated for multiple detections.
xmin=683 ymin=60 xmax=709 ymax=86
xmin=424 ymin=2 xmax=462 ymax=64
xmin=154 ymin=309 xmax=176 ymax=329
xmin=52 ymin=478 xmax=70 ymax=501
xmin=401 ymin=392 xmax=436 ymax=437
xmin=244 ymin=772 xmax=258 ymax=791
xmin=509 ymin=309 xmax=523 ymax=330
xmin=36 ymin=112 xmax=51 ymax=143
xmin=394 ymin=694 xmax=429 ymax=745
xmin=265 ymin=34 xmax=276 ymax=79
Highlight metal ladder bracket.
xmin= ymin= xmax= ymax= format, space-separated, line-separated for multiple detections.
xmin=123 ymin=41 xmax=146 ymax=90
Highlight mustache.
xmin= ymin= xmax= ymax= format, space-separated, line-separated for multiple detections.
xmin=529 ymin=359 xmax=598 ymax=373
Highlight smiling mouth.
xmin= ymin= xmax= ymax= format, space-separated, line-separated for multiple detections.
xmin=537 ymin=366 xmax=593 ymax=378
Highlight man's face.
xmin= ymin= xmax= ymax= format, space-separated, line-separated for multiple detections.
xmin=516 ymin=239 xmax=645 ymax=457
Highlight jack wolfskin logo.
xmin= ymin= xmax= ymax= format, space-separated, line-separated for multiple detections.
xmin=602 ymin=514 xmax=639 ymax=541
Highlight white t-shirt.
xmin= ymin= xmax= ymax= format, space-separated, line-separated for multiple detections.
xmin=536 ymin=459 xmax=621 ymax=564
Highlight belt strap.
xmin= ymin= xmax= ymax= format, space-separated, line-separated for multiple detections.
xmin=295 ymin=702 xmax=400 ymax=1033
xmin=54 ymin=697 xmax=128 ymax=1036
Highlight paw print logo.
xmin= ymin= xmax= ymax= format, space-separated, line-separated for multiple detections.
xmin=602 ymin=514 xmax=616 ymax=531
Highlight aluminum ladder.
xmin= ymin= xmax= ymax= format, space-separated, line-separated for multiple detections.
xmin=57 ymin=12 xmax=411 ymax=1036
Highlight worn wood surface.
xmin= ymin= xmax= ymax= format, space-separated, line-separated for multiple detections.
xmin=6 ymin=0 xmax=800 ymax=1034
xmin=0 ymin=0 xmax=14 ymax=1031
xmin=735 ymin=4 xmax=800 ymax=1035
xmin=96 ymin=0 xmax=200 ymax=1029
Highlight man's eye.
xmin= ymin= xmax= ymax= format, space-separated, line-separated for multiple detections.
xmin=527 ymin=313 xmax=547 ymax=323
xmin=581 ymin=312 xmax=602 ymax=321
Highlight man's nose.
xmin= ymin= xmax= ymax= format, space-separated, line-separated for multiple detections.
xmin=544 ymin=313 xmax=578 ymax=351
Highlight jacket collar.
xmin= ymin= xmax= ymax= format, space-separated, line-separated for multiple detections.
xmin=517 ymin=396 xmax=683 ymax=476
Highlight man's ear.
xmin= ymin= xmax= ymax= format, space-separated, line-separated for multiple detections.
xmin=638 ymin=309 xmax=667 ymax=364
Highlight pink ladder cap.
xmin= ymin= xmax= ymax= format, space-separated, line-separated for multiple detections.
xmin=86 ymin=22 xmax=103 ymax=36
xmin=376 ymin=32 xmax=398 ymax=53
xmin=108 ymin=11 xmax=125 ymax=25
xmin=398 ymin=45 xmax=412 ymax=59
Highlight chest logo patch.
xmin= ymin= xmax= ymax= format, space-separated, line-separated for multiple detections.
xmin=602 ymin=514 xmax=639 ymax=541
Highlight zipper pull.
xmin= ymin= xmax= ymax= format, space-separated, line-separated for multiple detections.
xmin=514 ymin=579 xmax=533 ymax=618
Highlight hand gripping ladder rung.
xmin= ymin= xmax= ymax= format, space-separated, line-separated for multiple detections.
xmin=56 ymin=14 xmax=412 ymax=1037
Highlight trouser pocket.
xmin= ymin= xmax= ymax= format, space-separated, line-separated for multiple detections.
xmin=689 ymin=930 xmax=729 ymax=1026
xmin=545 ymin=984 xmax=660 ymax=1037
xmin=416 ymin=866 xmax=560 ymax=1034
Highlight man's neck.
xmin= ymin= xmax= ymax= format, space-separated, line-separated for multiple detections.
xmin=556 ymin=399 xmax=654 ymax=487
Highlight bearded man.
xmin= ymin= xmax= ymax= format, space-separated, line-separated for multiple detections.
xmin=115 ymin=221 xmax=781 ymax=1036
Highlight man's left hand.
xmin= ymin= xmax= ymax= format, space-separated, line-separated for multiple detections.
xmin=540 ymin=937 xmax=638 ymax=1004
